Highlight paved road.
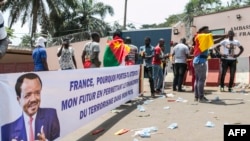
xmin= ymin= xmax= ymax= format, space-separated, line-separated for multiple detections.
xmin=61 ymin=73 xmax=250 ymax=141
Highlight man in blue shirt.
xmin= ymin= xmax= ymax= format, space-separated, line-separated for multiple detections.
xmin=32 ymin=36 xmax=49 ymax=71
xmin=139 ymin=37 xmax=155 ymax=98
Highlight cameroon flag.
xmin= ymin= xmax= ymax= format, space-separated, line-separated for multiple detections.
xmin=193 ymin=33 xmax=214 ymax=56
xmin=103 ymin=37 xmax=130 ymax=67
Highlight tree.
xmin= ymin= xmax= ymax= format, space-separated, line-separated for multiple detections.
xmin=5 ymin=27 xmax=15 ymax=39
xmin=1 ymin=0 xmax=78 ymax=46
xmin=19 ymin=34 xmax=32 ymax=48
xmin=243 ymin=0 xmax=250 ymax=5
xmin=72 ymin=0 xmax=114 ymax=36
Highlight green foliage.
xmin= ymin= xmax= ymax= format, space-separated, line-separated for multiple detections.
xmin=19 ymin=34 xmax=32 ymax=48
xmin=5 ymin=27 xmax=15 ymax=39
xmin=51 ymin=0 xmax=114 ymax=37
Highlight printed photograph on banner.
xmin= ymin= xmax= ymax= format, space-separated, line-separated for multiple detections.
xmin=1 ymin=73 xmax=60 ymax=141
xmin=0 ymin=65 xmax=140 ymax=140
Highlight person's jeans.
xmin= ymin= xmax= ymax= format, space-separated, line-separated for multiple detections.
xmin=153 ymin=64 xmax=163 ymax=90
xmin=220 ymin=59 xmax=237 ymax=89
xmin=173 ymin=63 xmax=187 ymax=90
xmin=144 ymin=66 xmax=155 ymax=94
xmin=194 ymin=63 xmax=207 ymax=98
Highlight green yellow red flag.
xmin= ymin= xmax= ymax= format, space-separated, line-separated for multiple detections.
xmin=103 ymin=37 xmax=130 ymax=67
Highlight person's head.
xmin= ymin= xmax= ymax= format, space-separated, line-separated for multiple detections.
xmin=144 ymin=36 xmax=151 ymax=46
xmin=158 ymin=38 xmax=165 ymax=47
xmin=35 ymin=36 xmax=47 ymax=48
xmin=63 ymin=38 xmax=70 ymax=48
xmin=91 ymin=32 xmax=100 ymax=43
xmin=15 ymin=73 xmax=42 ymax=117
xmin=180 ymin=38 xmax=186 ymax=44
xmin=124 ymin=36 xmax=132 ymax=44
xmin=113 ymin=29 xmax=122 ymax=39
xmin=228 ymin=30 xmax=235 ymax=40
xmin=198 ymin=26 xmax=209 ymax=33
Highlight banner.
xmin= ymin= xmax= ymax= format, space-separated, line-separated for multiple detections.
xmin=0 ymin=65 xmax=140 ymax=141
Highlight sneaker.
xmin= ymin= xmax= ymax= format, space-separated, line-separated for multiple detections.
xmin=228 ymin=88 xmax=233 ymax=92
xmin=151 ymin=95 xmax=156 ymax=98
xmin=155 ymin=89 xmax=161 ymax=94
xmin=139 ymin=94 xmax=144 ymax=97
xmin=194 ymin=97 xmax=198 ymax=102
xmin=199 ymin=96 xmax=210 ymax=103
xmin=220 ymin=87 xmax=225 ymax=92
xmin=178 ymin=89 xmax=185 ymax=92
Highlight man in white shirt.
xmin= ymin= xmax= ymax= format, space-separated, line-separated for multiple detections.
xmin=215 ymin=30 xmax=244 ymax=92
xmin=171 ymin=38 xmax=190 ymax=92
xmin=57 ymin=38 xmax=77 ymax=70
xmin=82 ymin=32 xmax=101 ymax=68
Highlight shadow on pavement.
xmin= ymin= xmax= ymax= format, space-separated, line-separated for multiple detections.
xmin=209 ymin=98 xmax=245 ymax=105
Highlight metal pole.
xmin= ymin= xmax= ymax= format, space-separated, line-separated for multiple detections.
xmin=123 ymin=0 xmax=128 ymax=30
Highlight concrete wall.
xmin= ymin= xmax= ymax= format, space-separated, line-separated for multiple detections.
xmin=193 ymin=6 xmax=250 ymax=57
xmin=172 ymin=6 xmax=250 ymax=57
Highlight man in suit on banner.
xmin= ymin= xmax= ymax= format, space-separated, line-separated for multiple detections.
xmin=1 ymin=73 xmax=60 ymax=141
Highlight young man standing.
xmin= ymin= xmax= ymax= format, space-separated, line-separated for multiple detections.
xmin=193 ymin=26 xmax=226 ymax=102
xmin=171 ymin=38 xmax=190 ymax=92
xmin=215 ymin=30 xmax=244 ymax=92
xmin=152 ymin=38 xmax=168 ymax=94
xmin=57 ymin=38 xmax=77 ymax=70
xmin=124 ymin=36 xmax=138 ymax=66
xmin=32 ymin=36 xmax=49 ymax=71
xmin=82 ymin=32 xmax=101 ymax=68
xmin=139 ymin=37 xmax=155 ymax=98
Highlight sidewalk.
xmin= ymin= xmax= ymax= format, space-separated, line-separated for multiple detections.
xmin=61 ymin=73 xmax=250 ymax=141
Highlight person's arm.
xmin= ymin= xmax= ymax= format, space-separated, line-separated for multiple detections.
xmin=41 ymin=58 xmax=49 ymax=71
xmin=154 ymin=47 xmax=162 ymax=60
xmin=81 ymin=50 xmax=86 ymax=65
xmin=40 ymin=50 xmax=49 ymax=71
xmin=234 ymin=45 xmax=244 ymax=58
xmin=134 ymin=47 xmax=139 ymax=63
xmin=214 ymin=44 xmax=227 ymax=58
xmin=72 ymin=55 xmax=77 ymax=69
xmin=92 ymin=52 xmax=101 ymax=67
xmin=213 ymin=34 xmax=227 ymax=44
xmin=164 ymin=53 xmax=170 ymax=59
xmin=57 ymin=45 xmax=64 ymax=57
xmin=92 ymin=44 xmax=101 ymax=67
xmin=144 ymin=46 xmax=154 ymax=59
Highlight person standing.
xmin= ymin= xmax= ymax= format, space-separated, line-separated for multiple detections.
xmin=32 ymin=36 xmax=49 ymax=71
xmin=171 ymin=38 xmax=190 ymax=92
xmin=103 ymin=30 xmax=130 ymax=67
xmin=139 ymin=37 xmax=155 ymax=98
xmin=57 ymin=38 xmax=77 ymax=70
xmin=152 ymin=38 xmax=168 ymax=94
xmin=193 ymin=26 xmax=226 ymax=102
xmin=124 ymin=36 xmax=138 ymax=66
xmin=215 ymin=30 xmax=244 ymax=92
xmin=0 ymin=0 xmax=9 ymax=59
xmin=82 ymin=32 xmax=101 ymax=68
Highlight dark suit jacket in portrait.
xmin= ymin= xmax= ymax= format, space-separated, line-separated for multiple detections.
xmin=1 ymin=108 xmax=60 ymax=141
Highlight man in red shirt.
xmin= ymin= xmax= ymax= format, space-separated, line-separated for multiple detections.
xmin=152 ymin=38 xmax=168 ymax=95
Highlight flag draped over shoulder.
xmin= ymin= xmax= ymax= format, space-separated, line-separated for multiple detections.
xmin=193 ymin=33 xmax=214 ymax=56
xmin=103 ymin=37 xmax=130 ymax=67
